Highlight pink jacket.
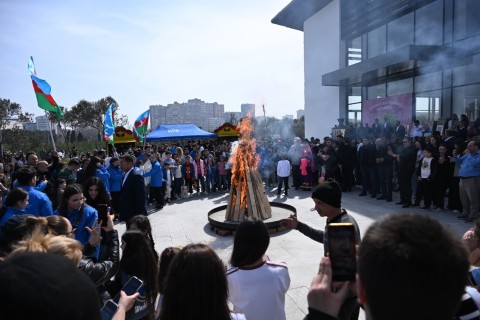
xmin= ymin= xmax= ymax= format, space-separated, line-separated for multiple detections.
xmin=193 ymin=159 xmax=205 ymax=178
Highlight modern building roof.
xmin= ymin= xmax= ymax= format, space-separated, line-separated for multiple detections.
xmin=271 ymin=0 xmax=332 ymax=31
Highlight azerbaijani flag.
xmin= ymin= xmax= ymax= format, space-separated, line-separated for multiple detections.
xmin=28 ymin=57 xmax=63 ymax=119
xmin=133 ymin=110 xmax=149 ymax=143
xmin=104 ymin=103 xmax=115 ymax=145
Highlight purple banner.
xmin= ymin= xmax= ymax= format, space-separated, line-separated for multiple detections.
xmin=362 ymin=93 xmax=413 ymax=126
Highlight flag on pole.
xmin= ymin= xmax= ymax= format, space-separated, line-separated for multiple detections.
xmin=133 ymin=110 xmax=149 ymax=143
xmin=28 ymin=57 xmax=64 ymax=119
xmin=104 ymin=103 xmax=115 ymax=145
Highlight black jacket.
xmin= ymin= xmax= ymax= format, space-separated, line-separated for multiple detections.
xmin=79 ymin=230 xmax=119 ymax=287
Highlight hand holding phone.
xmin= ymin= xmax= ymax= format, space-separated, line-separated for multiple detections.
xmin=113 ymin=276 xmax=143 ymax=303
xmin=327 ymin=223 xmax=357 ymax=282
xmin=97 ymin=204 xmax=109 ymax=227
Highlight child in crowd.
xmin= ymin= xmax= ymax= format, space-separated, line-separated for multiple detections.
xmin=217 ymin=155 xmax=227 ymax=191
xmin=276 ymin=154 xmax=290 ymax=197
xmin=414 ymin=147 xmax=437 ymax=210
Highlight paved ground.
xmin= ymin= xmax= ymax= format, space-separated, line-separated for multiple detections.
xmin=116 ymin=185 xmax=469 ymax=320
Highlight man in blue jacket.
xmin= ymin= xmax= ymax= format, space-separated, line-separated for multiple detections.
xmin=143 ymin=154 xmax=165 ymax=210
xmin=15 ymin=166 xmax=53 ymax=217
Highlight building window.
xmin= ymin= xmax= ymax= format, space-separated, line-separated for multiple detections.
xmin=454 ymin=0 xmax=480 ymax=41
xmin=414 ymin=0 xmax=443 ymax=46
xmin=453 ymin=84 xmax=480 ymax=120
xmin=387 ymin=78 xmax=413 ymax=96
xmin=347 ymin=86 xmax=362 ymax=125
xmin=367 ymin=84 xmax=386 ymax=99
xmin=347 ymin=36 xmax=362 ymax=66
xmin=367 ymin=25 xmax=386 ymax=58
xmin=415 ymin=90 xmax=441 ymax=122
xmin=387 ymin=12 xmax=414 ymax=51
xmin=415 ymin=71 xmax=442 ymax=92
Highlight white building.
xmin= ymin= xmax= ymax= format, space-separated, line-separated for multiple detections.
xmin=150 ymin=98 xmax=224 ymax=132
xmin=273 ymin=0 xmax=340 ymax=139
xmin=23 ymin=122 xmax=37 ymax=131
xmin=283 ymin=114 xmax=294 ymax=120
xmin=36 ymin=116 xmax=56 ymax=133
xmin=273 ymin=0 xmax=480 ymax=139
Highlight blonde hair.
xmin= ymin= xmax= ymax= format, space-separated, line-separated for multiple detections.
xmin=10 ymin=224 xmax=83 ymax=266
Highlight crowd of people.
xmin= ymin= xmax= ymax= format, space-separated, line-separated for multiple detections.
xmin=0 ymin=112 xmax=478 ymax=319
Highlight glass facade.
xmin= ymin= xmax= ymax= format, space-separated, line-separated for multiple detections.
xmin=343 ymin=0 xmax=480 ymax=126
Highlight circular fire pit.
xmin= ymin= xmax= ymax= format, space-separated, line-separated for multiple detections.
xmin=208 ymin=202 xmax=297 ymax=232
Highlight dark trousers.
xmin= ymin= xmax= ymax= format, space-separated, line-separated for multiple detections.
xmin=110 ymin=191 xmax=120 ymax=214
xmin=416 ymin=178 xmax=433 ymax=207
xmin=292 ymin=165 xmax=301 ymax=188
xmin=448 ymin=177 xmax=463 ymax=211
xmin=360 ymin=166 xmax=376 ymax=195
xmin=277 ymin=176 xmax=289 ymax=194
xmin=150 ymin=186 xmax=165 ymax=208
xmin=341 ymin=165 xmax=355 ymax=191
xmin=399 ymin=170 xmax=413 ymax=204
xmin=173 ymin=177 xmax=183 ymax=196
xmin=360 ymin=165 xmax=370 ymax=193
xmin=377 ymin=165 xmax=393 ymax=200
xmin=185 ymin=178 xmax=194 ymax=194
xmin=434 ymin=176 xmax=449 ymax=209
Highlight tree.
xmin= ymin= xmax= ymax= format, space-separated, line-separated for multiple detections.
xmin=0 ymin=99 xmax=34 ymax=130
xmin=292 ymin=116 xmax=305 ymax=139
xmin=3 ymin=128 xmax=47 ymax=153
xmin=70 ymin=130 xmax=77 ymax=144
xmin=67 ymin=96 xmax=129 ymax=141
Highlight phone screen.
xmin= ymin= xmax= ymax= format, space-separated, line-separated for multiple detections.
xmin=112 ymin=276 xmax=143 ymax=303
xmin=122 ymin=276 xmax=143 ymax=295
xmin=97 ymin=204 xmax=108 ymax=227
xmin=327 ymin=223 xmax=357 ymax=282
xmin=101 ymin=299 xmax=118 ymax=320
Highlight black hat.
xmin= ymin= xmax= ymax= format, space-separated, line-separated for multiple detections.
xmin=0 ymin=252 xmax=101 ymax=320
xmin=311 ymin=179 xmax=342 ymax=208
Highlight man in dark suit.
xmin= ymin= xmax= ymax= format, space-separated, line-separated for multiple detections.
xmin=394 ymin=120 xmax=406 ymax=144
xmin=382 ymin=117 xmax=393 ymax=139
xmin=119 ymin=154 xmax=146 ymax=222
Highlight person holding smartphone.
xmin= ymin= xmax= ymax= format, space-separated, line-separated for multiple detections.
xmin=281 ymin=179 xmax=361 ymax=320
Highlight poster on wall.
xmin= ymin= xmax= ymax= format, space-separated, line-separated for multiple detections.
xmin=362 ymin=93 xmax=413 ymax=126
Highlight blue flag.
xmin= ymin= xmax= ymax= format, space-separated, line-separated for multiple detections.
xmin=104 ymin=103 xmax=115 ymax=145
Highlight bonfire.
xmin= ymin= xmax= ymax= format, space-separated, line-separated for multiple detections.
xmin=225 ymin=115 xmax=272 ymax=222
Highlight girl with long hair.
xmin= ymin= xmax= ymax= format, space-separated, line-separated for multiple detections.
xmin=109 ymin=230 xmax=159 ymax=320
xmin=56 ymin=184 xmax=99 ymax=257
xmin=227 ymin=220 xmax=290 ymax=320
xmin=126 ymin=215 xmax=159 ymax=262
xmin=160 ymin=243 xmax=246 ymax=320
xmin=83 ymin=156 xmax=111 ymax=195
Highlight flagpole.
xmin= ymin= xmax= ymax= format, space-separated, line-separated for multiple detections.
xmin=45 ymin=111 xmax=57 ymax=152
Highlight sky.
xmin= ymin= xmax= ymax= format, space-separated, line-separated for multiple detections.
xmin=0 ymin=0 xmax=304 ymax=126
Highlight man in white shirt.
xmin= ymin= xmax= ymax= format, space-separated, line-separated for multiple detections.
xmin=276 ymin=154 xmax=291 ymax=196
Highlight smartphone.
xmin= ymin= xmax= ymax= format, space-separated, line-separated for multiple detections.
xmin=100 ymin=299 xmax=118 ymax=320
xmin=113 ymin=276 xmax=143 ymax=303
xmin=327 ymin=223 xmax=357 ymax=282
xmin=97 ymin=204 xmax=108 ymax=227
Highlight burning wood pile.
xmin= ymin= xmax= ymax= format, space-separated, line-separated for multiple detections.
xmin=225 ymin=115 xmax=272 ymax=222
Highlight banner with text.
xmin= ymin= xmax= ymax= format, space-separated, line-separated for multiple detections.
xmin=362 ymin=93 xmax=413 ymax=126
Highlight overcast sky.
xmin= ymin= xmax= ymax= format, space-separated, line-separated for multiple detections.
xmin=0 ymin=0 xmax=304 ymax=125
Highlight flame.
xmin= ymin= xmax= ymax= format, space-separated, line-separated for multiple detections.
xmin=230 ymin=114 xmax=259 ymax=213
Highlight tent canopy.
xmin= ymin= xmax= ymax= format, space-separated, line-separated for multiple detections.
xmin=145 ymin=124 xmax=217 ymax=142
